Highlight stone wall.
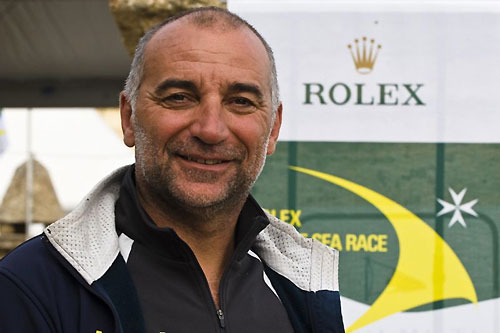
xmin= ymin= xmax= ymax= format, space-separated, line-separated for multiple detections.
xmin=109 ymin=0 xmax=226 ymax=57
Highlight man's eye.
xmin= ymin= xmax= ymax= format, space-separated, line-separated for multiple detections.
xmin=152 ymin=92 xmax=197 ymax=109
xmin=165 ymin=93 xmax=187 ymax=102
xmin=232 ymin=97 xmax=255 ymax=107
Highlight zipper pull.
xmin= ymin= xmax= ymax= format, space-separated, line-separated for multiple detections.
xmin=217 ymin=309 xmax=225 ymax=328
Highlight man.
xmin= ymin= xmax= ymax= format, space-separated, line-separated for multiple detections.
xmin=0 ymin=7 xmax=344 ymax=333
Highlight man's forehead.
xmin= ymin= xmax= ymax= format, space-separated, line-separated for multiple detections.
xmin=140 ymin=18 xmax=271 ymax=95
xmin=153 ymin=13 xmax=243 ymax=39
xmin=145 ymin=17 xmax=268 ymax=65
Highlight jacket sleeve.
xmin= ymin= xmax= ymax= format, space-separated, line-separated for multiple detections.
xmin=0 ymin=271 xmax=54 ymax=332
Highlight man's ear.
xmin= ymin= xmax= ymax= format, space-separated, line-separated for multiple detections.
xmin=120 ymin=92 xmax=136 ymax=147
xmin=266 ymin=103 xmax=283 ymax=156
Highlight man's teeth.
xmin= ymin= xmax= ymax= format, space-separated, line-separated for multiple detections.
xmin=186 ymin=156 xmax=223 ymax=165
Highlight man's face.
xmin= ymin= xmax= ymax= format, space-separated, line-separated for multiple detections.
xmin=121 ymin=20 xmax=281 ymax=212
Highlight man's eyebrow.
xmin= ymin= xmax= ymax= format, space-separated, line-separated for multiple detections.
xmin=227 ymin=82 xmax=264 ymax=100
xmin=154 ymin=79 xmax=198 ymax=95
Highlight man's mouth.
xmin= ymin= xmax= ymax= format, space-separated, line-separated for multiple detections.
xmin=179 ymin=154 xmax=229 ymax=166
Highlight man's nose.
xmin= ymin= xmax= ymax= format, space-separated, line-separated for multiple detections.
xmin=189 ymin=98 xmax=229 ymax=144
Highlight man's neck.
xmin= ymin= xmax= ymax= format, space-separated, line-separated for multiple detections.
xmin=137 ymin=189 xmax=245 ymax=309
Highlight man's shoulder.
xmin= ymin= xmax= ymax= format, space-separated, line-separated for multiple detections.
xmin=260 ymin=211 xmax=339 ymax=259
xmin=256 ymin=213 xmax=345 ymax=332
xmin=0 ymin=235 xmax=120 ymax=332
xmin=0 ymin=235 xmax=50 ymax=272
xmin=0 ymin=235 xmax=66 ymax=285
xmin=0 ymin=235 xmax=63 ymax=308
xmin=0 ymin=233 xmax=94 ymax=304
xmin=256 ymin=212 xmax=340 ymax=292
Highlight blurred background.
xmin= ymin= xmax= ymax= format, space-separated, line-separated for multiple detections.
xmin=1 ymin=0 xmax=499 ymax=331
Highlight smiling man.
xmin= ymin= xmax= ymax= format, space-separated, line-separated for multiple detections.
xmin=0 ymin=7 xmax=344 ymax=333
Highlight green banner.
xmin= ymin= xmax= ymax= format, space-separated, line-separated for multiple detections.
xmin=253 ymin=141 xmax=500 ymax=330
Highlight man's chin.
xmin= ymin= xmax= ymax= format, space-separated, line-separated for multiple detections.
xmin=175 ymin=189 xmax=235 ymax=209
xmin=141 ymin=166 xmax=254 ymax=215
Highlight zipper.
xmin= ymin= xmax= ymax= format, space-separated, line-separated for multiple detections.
xmin=214 ymin=219 xmax=266 ymax=332
xmin=178 ymin=238 xmax=227 ymax=332
xmin=216 ymin=309 xmax=225 ymax=329
xmin=178 ymin=215 xmax=267 ymax=332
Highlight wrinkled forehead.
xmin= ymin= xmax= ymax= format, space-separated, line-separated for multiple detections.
xmin=143 ymin=18 xmax=271 ymax=80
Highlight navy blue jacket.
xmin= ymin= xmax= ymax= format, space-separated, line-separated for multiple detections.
xmin=0 ymin=167 xmax=344 ymax=332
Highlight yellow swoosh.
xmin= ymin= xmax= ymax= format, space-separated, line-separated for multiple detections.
xmin=290 ymin=166 xmax=477 ymax=331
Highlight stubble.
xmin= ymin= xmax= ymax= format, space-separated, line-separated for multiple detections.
xmin=133 ymin=117 xmax=269 ymax=220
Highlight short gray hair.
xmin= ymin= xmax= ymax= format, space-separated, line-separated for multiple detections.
xmin=123 ymin=7 xmax=280 ymax=114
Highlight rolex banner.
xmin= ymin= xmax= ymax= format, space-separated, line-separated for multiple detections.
xmin=229 ymin=1 xmax=500 ymax=332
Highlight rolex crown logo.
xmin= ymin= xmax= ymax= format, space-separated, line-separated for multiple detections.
xmin=347 ymin=37 xmax=382 ymax=74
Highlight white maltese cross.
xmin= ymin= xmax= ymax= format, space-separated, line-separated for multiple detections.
xmin=437 ymin=188 xmax=478 ymax=228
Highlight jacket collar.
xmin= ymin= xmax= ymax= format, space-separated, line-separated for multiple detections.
xmin=45 ymin=166 xmax=127 ymax=284
xmin=115 ymin=165 xmax=269 ymax=262
xmin=44 ymin=165 xmax=339 ymax=293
